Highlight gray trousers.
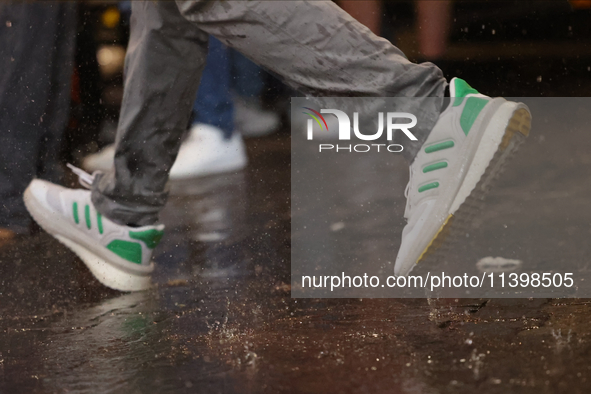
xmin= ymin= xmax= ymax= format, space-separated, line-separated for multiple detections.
xmin=0 ymin=2 xmax=76 ymax=233
xmin=92 ymin=0 xmax=447 ymax=226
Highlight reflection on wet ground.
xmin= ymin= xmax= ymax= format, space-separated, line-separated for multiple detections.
xmin=3 ymin=88 xmax=591 ymax=392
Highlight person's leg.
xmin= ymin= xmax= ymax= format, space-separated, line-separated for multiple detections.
xmin=230 ymin=50 xmax=281 ymax=137
xmin=193 ymin=36 xmax=234 ymax=139
xmin=93 ymin=0 xmax=445 ymax=226
xmin=176 ymin=0 xmax=445 ymax=101
xmin=174 ymin=37 xmax=247 ymax=179
xmin=230 ymin=50 xmax=265 ymax=99
xmin=37 ymin=3 xmax=77 ymax=183
xmin=91 ymin=1 xmax=210 ymax=226
xmin=0 ymin=2 xmax=75 ymax=234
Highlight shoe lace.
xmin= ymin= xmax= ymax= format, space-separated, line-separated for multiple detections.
xmin=403 ymin=165 xmax=413 ymax=219
xmin=404 ymin=165 xmax=412 ymax=199
xmin=67 ymin=163 xmax=96 ymax=190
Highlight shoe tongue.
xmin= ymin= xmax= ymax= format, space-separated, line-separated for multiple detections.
xmin=66 ymin=163 xmax=95 ymax=189
xmin=450 ymin=77 xmax=479 ymax=98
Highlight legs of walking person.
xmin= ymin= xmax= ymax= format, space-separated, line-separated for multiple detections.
xmin=92 ymin=0 xmax=446 ymax=227
xmin=230 ymin=51 xmax=265 ymax=100
xmin=23 ymin=0 xmax=530 ymax=288
xmin=0 ymin=2 xmax=76 ymax=235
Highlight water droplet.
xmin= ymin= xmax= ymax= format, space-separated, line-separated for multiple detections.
xmin=330 ymin=222 xmax=345 ymax=232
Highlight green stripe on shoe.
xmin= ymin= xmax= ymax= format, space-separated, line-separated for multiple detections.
xmin=97 ymin=212 xmax=103 ymax=234
xmin=85 ymin=205 xmax=91 ymax=229
xmin=452 ymin=78 xmax=479 ymax=107
xmin=460 ymin=97 xmax=488 ymax=135
xmin=423 ymin=162 xmax=448 ymax=173
xmin=73 ymin=202 xmax=79 ymax=224
xmin=425 ymin=141 xmax=454 ymax=153
xmin=418 ymin=182 xmax=440 ymax=193
xmin=129 ymin=229 xmax=164 ymax=249
xmin=107 ymin=240 xmax=142 ymax=265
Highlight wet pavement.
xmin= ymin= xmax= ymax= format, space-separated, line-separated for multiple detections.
xmin=3 ymin=63 xmax=591 ymax=393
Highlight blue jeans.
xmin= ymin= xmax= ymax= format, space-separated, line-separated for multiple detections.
xmin=231 ymin=47 xmax=265 ymax=99
xmin=193 ymin=36 xmax=234 ymax=139
xmin=193 ymin=36 xmax=267 ymax=139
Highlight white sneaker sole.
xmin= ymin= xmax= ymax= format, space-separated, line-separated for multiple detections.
xmin=398 ymin=102 xmax=531 ymax=276
xmin=23 ymin=187 xmax=153 ymax=292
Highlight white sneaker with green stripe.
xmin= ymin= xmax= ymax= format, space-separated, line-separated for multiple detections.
xmin=23 ymin=168 xmax=164 ymax=291
xmin=394 ymin=77 xmax=531 ymax=276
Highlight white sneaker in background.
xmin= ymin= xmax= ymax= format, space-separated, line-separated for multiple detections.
xmin=82 ymin=123 xmax=247 ymax=180
xmin=233 ymin=96 xmax=280 ymax=137
xmin=171 ymin=123 xmax=247 ymax=179
xmin=394 ymin=78 xmax=531 ymax=276
xmin=82 ymin=144 xmax=115 ymax=174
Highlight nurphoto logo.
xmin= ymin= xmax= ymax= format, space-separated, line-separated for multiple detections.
xmin=302 ymin=107 xmax=418 ymax=153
